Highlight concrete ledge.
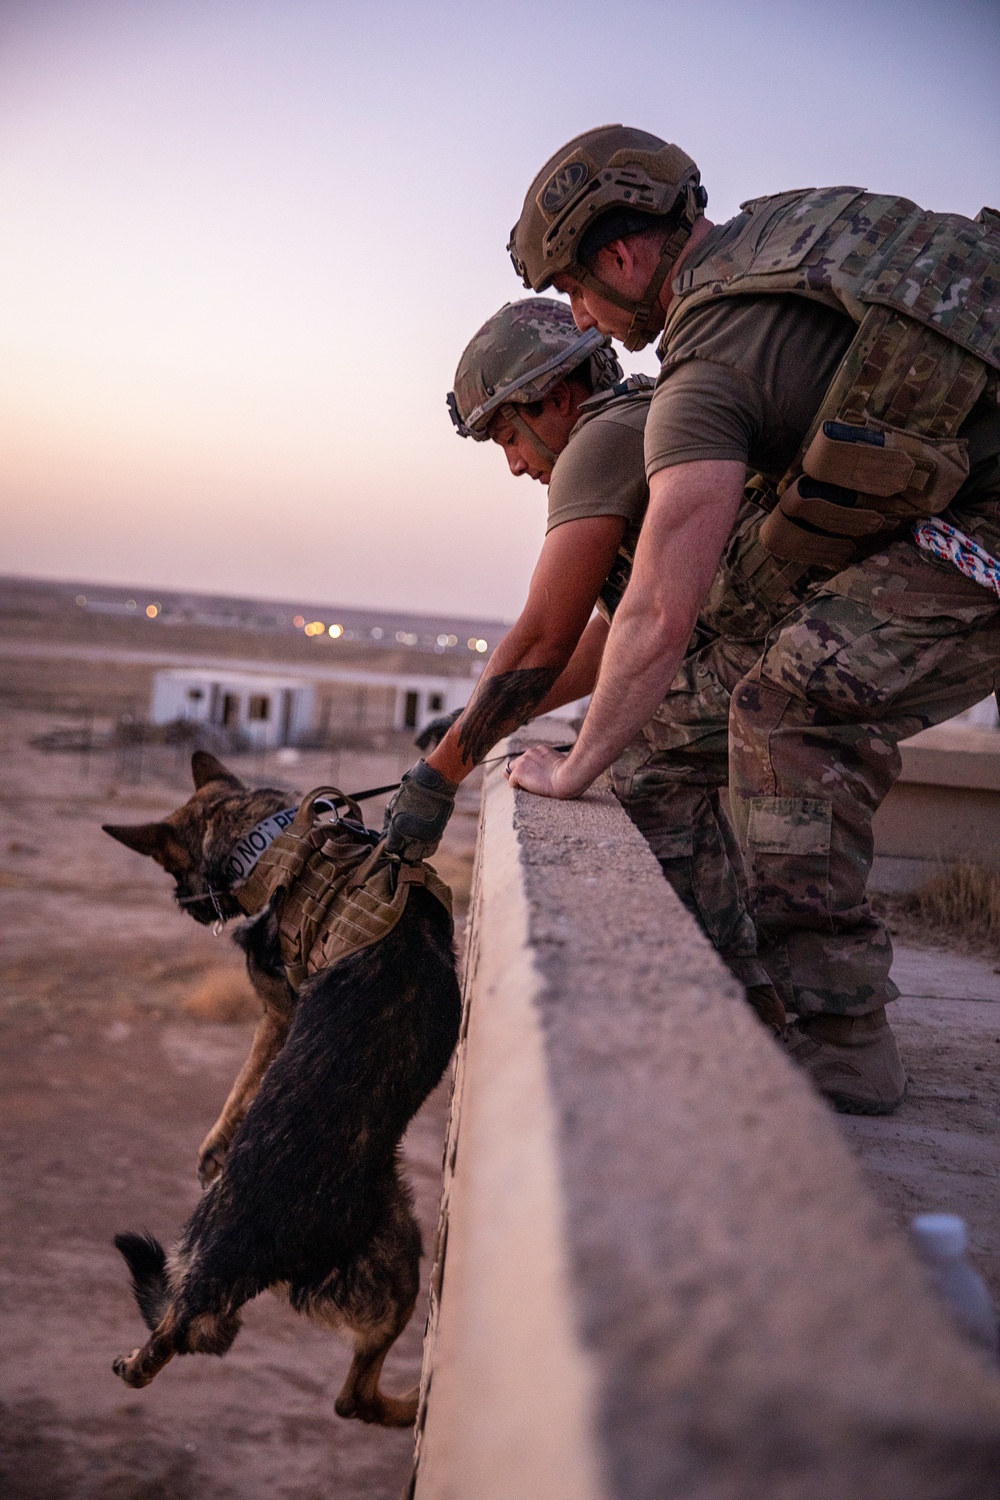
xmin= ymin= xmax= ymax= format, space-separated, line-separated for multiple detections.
xmin=873 ymin=725 xmax=1000 ymax=882
xmin=413 ymin=726 xmax=1000 ymax=1500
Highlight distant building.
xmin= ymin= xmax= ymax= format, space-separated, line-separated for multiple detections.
xmin=150 ymin=666 xmax=475 ymax=747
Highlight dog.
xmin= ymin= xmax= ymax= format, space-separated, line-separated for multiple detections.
xmin=102 ymin=750 xmax=461 ymax=1426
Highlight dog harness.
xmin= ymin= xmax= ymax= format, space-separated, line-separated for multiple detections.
xmin=232 ymin=787 xmax=452 ymax=991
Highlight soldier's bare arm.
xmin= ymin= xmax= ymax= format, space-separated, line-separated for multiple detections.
xmin=509 ymin=460 xmax=746 ymax=797
xmin=426 ymin=515 xmax=624 ymax=781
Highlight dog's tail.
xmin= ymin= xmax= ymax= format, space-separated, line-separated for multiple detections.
xmin=114 ymin=1232 xmax=170 ymax=1330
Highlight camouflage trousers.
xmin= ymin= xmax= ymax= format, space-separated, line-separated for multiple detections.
xmin=614 ymin=533 xmax=1000 ymax=1015
xmin=611 ymin=633 xmax=770 ymax=993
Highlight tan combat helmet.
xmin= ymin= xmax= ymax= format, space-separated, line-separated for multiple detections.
xmin=508 ymin=124 xmax=706 ymax=351
xmin=447 ymin=297 xmax=622 ymax=466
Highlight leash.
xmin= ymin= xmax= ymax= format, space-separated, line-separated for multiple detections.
xmin=332 ymin=743 xmax=575 ymax=809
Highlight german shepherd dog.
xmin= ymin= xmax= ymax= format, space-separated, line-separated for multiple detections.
xmin=103 ymin=752 xmax=461 ymax=1426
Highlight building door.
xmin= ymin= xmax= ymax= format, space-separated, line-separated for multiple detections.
xmin=403 ymin=690 xmax=419 ymax=729
xmin=222 ymin=693 xmax=241 ymax=729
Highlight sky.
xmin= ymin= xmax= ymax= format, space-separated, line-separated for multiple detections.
xmin=1 ymin=0 xmax=998 ymax=619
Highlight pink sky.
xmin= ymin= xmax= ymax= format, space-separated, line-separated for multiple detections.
xmin=1 ymin=0 xmax=997 ymax=617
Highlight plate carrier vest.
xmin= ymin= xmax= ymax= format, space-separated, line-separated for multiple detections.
xmin=660 ymin=188 xmax=1000 ymax=568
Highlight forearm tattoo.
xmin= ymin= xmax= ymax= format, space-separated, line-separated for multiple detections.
xmin=456 ymin=667 xmax=561 ymax=766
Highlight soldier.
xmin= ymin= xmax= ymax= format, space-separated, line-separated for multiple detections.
xmin=498 ymin=124 xmax=1000 ymax=1114
xmin=385 ymin=297 xmax=827 ymax=1035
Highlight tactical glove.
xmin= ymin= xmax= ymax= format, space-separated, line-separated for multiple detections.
xmin=383 ymin=759 xmax=459 ymax=862
xmin=414 ymin=706 xmax=463 ymax=751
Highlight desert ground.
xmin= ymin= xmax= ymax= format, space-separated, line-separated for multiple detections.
xmin=0 ymin=709 xmax=478 ymax=1500
xmin=1 ymin=695 xmax=997 ymax=1497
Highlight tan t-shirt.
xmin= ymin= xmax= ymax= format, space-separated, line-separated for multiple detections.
xmin=545 ymin=387 xmax=651 ymax=619
xmin=644 ymin=293 xmax=854 ymax=481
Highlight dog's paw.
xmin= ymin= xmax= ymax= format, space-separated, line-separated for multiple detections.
xmin=113 ymin=1351 xmax=148 ymax=1387
xmin=196 ymin=1136 xmax=229 ymax=1187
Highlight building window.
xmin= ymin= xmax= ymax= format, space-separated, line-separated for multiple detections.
xmin=248 ymin=695 xmax=271 ymax=722
xmin=428 ymin=693 xmax=444 ymax=712
xmin=222 ymin=693 xmax=241 ymax=729
xmin=403 ymin=691 xmax=419 ymax=729
xmin=187 ymin=688 xmax=203 ymax=701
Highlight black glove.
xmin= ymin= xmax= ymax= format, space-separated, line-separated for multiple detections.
xmin=383 ymin=759 xmax=459 ymax=862
xmin=414 ymin=707 xmax=463 ymax=751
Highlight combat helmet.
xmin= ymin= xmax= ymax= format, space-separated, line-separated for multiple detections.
xmin=447 ymin=298 xmax=622 ymax=466
xmin=508 ymin=124 xmax=706 ymax=351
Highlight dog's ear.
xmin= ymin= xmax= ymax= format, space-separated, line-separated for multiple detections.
xmin=102 ymin=821 xmax=183 ymax=865
xmin=191 ymin=751 xmax=243 ymax=791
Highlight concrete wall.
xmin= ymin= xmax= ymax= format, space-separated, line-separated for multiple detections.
xmin=412 ymin=725 xmax=1000 ymax=1500
xmin=872 ymin=723 xmax=1000 ymax=890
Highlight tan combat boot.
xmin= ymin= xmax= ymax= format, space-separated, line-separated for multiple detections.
xmin=784 ymin=1008 xmax=907 ymax=1115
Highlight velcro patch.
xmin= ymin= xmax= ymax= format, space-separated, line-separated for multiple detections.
xmin=747 ymin=797 xmax=832 ymax=855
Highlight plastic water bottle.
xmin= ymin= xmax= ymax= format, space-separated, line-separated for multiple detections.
xmin=911 ymin=1213 xmax=999 ymax=1361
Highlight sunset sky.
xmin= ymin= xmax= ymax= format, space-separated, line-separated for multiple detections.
xmin=1 ymin=0 xmax=998 ymax=618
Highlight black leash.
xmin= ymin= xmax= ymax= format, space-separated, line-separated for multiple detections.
xmin=331 ymin=743 xmax=575 ymax=808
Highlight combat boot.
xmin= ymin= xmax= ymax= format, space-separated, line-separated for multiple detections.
xmin=783 ymin=1008 xmax=906 ymax=1116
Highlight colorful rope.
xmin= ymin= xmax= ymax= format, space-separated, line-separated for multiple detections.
xmin=912 ymin=516 xmax=1000 ymax=600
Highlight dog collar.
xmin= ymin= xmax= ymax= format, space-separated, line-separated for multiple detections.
xmin=224 ymin=807 xmax=300 ymax=886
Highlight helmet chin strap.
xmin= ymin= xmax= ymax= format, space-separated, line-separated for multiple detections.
xmin=575 ymin=189 xmax=701 ymax=352
xmin=504 ymin=407 xmax=560 ymax=471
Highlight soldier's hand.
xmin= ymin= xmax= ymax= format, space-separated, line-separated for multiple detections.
xmin=383 ymin=759 xmax=459 ymax=862
xmin=414 ymin=707 xmax=463 ymax=751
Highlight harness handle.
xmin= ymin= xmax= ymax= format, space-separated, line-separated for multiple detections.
xmin=295 ymin=785 xmax=366 ymax=831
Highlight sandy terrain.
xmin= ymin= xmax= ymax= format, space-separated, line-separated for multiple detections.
xmin=0 ymin=711 xmax=478 ymax=1500
xmin=1 ymin=699 xmax=997 ymax=1500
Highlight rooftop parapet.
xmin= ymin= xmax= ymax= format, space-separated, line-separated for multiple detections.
xmin=411 ymin=722 xmax=1000 ymax=1500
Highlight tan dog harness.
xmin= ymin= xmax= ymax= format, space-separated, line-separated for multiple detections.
xmin=234 ymin=788 xmax=452 ymax=991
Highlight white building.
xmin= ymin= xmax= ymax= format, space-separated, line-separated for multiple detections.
xmin=150 ymin=665 xmax=478 ymax=746
xmin=150 ymin=669 xmax=316 ymax=748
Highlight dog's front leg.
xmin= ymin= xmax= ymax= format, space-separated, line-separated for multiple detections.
xmin=197 ymin=1007 xmax=290 ymax=1185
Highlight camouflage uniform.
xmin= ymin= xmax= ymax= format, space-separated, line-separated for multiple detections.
xmin=728 ymin=452 xmax=1000 ymax=1017
xmin=610 ymin=487 xmax=833 ymax=995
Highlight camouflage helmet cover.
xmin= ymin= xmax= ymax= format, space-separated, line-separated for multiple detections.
xmin=448 ymin=297 xmax=622 ymax=440
xmin=508 ymin=123 xmax=703 ymax=295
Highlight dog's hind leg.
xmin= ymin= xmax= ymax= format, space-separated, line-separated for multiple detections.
xmin=113 ymin=1307 xmax=181 ymax=1388
xmin=304 ymin=1175 xmax=423 ymax=1427
xmin=113 ymin=1303 xmax=243 ymax=1388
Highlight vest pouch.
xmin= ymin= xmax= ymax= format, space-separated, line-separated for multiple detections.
xmin=758 ymin=482 xmax=867 ymax=569
xmin=803 ymin=420 xmax=968 ymax=517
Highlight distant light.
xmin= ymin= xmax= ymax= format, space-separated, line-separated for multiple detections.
xmin=126 ymin=599 xmax=137 ymax=611
xmin=327 ymin=623 xmax=343 ymax=638
xmin=475 ymin=638 xmax=488 ymax=653
xmin=437 ymin=633 xmax=459 ymax=648
xmin=370 ymin=627 xmax=383 ymax=640
xmin=75 ymin=595 xmax=86 ymax=607
xmin=145 ymin=604 xmax=159 ymax=618
xmin=468 ymin=637 xmax=488 ymax=652
xmin=293 ymin=615 xmax=305 ymax=628
xmin=304 ymin=620 xmax=326 ymax=637
xmin=396 ymin=630 xmax=418 ymax=646
xmin=447 ymin=634 xmax=458 ymax=647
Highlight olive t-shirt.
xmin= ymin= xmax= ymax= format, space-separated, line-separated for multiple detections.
xmin=546 ymin=391 xmax=651 ymax=532
xmin=545 ymin=389 xmax=652 ymax=620
xmin=644 ymin=293 xmax=855 ymax=481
